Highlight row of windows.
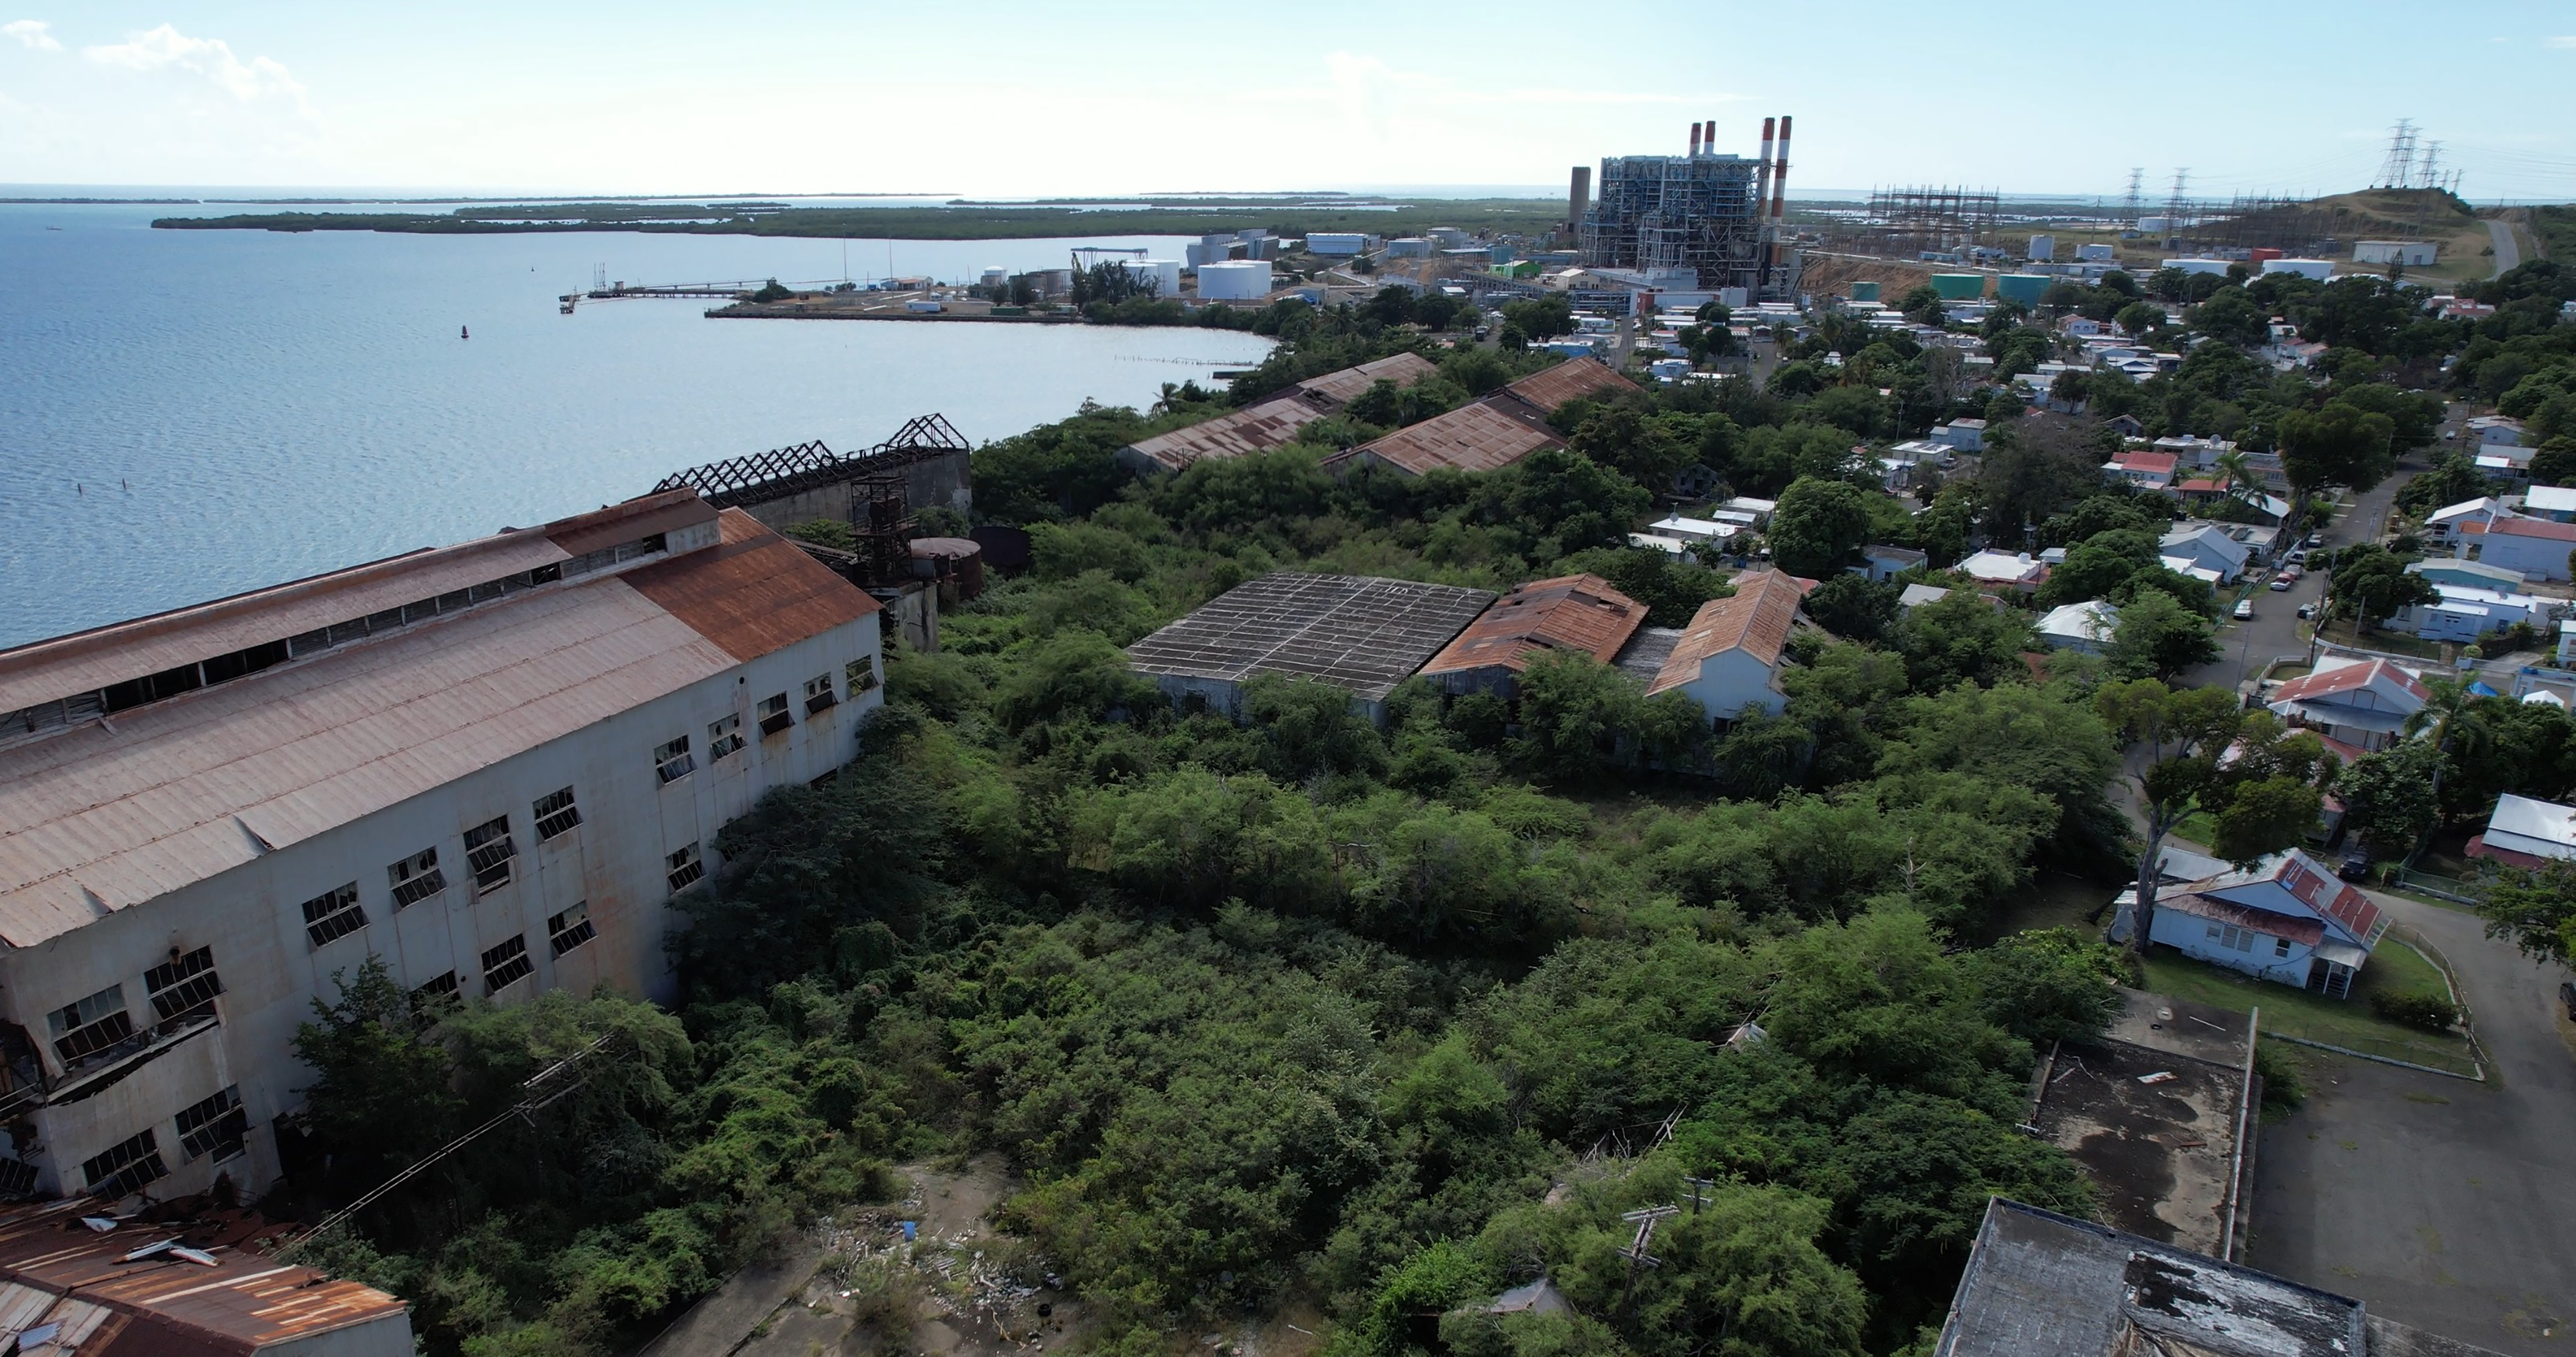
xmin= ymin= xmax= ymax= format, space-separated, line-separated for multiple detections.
xmin=46 ymin=946 xmax=227 ymax=1074
xmin=653 ymin=659 xmax=875 ymax=789
xmin=82 ymin=1082 xmax=248 ymax=1198
xmin=298 ymin=788 xmax=581 ymax=951
xmin=0 ymin=532 xmax=672 ymax=754
xmin=2205 ymin=922 xmax=2295 ymax=960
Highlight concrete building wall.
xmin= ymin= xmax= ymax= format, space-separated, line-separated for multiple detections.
xmin=2465 ymin=532 xmax=2574 ymax=582
xmin=2147 ymin=908 xmax=2317 ymax=988
xmin=1 ymin=623 xmax=883 ymax=1199
xmin=722 ymin=450 xmax=973 ymax=534
xmin=1671 ymin=650 xmax=1786 ymax=723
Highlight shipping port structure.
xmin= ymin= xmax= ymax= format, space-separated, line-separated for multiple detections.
xmin=1577 ymin=115 xmax=1799 ymax=297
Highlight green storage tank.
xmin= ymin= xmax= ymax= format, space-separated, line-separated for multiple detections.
xmin=1995 ymin=274 xmax=2049 ymax=306
xmin=1850 ymin=281 xmax=1881 ymax=302
xmin=1930 ymin=273 xmax=1985 ymax=300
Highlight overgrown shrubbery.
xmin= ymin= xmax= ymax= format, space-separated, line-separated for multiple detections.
xmin=2370 ymin=988 xmax=2463 ymax=1032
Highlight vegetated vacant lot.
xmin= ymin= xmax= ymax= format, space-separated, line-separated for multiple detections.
xmin=2141 ymin=939 xmax=2476 ymax=1076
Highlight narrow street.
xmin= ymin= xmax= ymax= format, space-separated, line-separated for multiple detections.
xmin=2177 ymin=452 xmax=2420 ymax=697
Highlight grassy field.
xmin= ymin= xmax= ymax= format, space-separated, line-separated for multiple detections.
xmin=2313 ymin=617 xmax=2444 ymax=660
xmin=2140 ymin=940 xmax=2478 ymax=1076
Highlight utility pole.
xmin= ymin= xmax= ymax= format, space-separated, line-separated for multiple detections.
xmin=1616 ymin=1206 xmax=1680 ymax=1319
xmin=2377 ymin=120 xmax=2417 ymax=189
xmin=2125 ymin=167 xmax=2144 ymax=229
xmin=1680 ymin=1177 xmax=1717 ymax=1214
xmin=2165 ymin=169 xmax=2190 ymax=250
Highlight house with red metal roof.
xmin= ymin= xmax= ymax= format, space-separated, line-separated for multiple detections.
xmin=2263 ymin=657 xmax=2429 ymax=751
xmin=2102 ymin=450 xmax=2178 ymax=492
xmin=1417 ymin=574 xmax=1649 ymax=699
xmin=2128 ymin=849 xmax=2391 ymax=998
xmin=2457 ymin=512 xmax=2576 ymax=582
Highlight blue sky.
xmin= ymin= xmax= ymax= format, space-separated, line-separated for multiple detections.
xmin=4 ymin=1 xmax=2573 ymax=201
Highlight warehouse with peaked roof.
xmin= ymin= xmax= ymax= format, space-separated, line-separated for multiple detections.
xmin=1647 ymin=570 xmax=1815 ymax=723
xmin=1124 ymin=572 xmax=1494 ymax=721
xmin=1322 ymin=357 xmax=1640 ymax=478
xmin=1418 ymin=574 xmax=1649 ymax=697
xmin=0 ymin=491 xmax=885 ymax=1205
xmin=1117 ymin=353 xmax=1440 ymax=475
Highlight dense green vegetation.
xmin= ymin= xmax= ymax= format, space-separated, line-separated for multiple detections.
xmin=276 ymin=256 xmax=2550 ymax=1357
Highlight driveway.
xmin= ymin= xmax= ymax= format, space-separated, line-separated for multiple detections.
xmin=2490 ymin=219 xmax=2522 ymax=277
xmin=2249 ymin=888 xmax=2576 ymax=1354
xmin=2178 ymin=458 xmax=2414 ymax=696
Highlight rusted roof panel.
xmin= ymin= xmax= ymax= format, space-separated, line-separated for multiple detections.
xmin=1648 ymin=571 xmax=1809 ymax=696
xmin=621 ymin=510 xmax=881 ymax=663
xmin=1420 ymin=574 xmax=1648 ymax=677
xmin=544 ymin=488 xmax=716 ymax=556
xmin=1294 ymin=352 xmax=1441 ymax=404
xmin=1123 ymin=395 xmax=1331 ymax=473
xmin=1503 ymin=356 xmax=1639 ymax=413
xmin=0 ymin=1199 xmax=409 ymax=1354
xmin=1335 ymin=399 xmax=1563 ymax=476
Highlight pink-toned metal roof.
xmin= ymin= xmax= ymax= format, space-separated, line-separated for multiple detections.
xmin=2267 ymin=657 xmax=2428 ymax=707
xmin=0 ymin=1198 xmax=408 ymax=1355
xmin=1334 ymin=399 xmax=1563 ymax=475
xmin=2489 ymin=515 xmax=2576 ymax=542
xmin=0 ymin=504 xmax=871 ymax=947
xmin=1503 ymin=357 xmax=1639 ymax=413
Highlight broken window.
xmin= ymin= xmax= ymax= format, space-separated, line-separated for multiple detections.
xmin=300 ymin=882 xmax=366 ymax=948
xmin=464 ymin=815 xmax=516 ymax=893
xmin=666 ymin=842 xmax=705 ymax=894
xmin=389 ymin=847 xmax=446 ymax=909
xmin=82 ymin=1128 xmax=167 ymax=1198
xmin=411 ymin=972 xmax=461 ymax=1030
xmin=548 ymin=902 xmax=595 ymax=957
xmin=846 ymin=655 xmax=878 ymax=694
xmin=480 ymin=936 xmax=533 ymax=995
xmin=175 ymin=1086 xmax=248 ymax=1162
xmin=708 ymin=712 xmax=745 ymax=760
xmin=758 ymin=692 xmax=792 ymax=737
xmin=143 ymin=947 xmax=222 ymax=1024
xmin=653 ymin=735 xmax=694 ymax=784
xmin=804 ymin=673 xmax=838 ymax=715
xmin=532 ymin=787 xmax=582 ymax=841
xmin=49 ymin=984 xmax=133 ymax=1068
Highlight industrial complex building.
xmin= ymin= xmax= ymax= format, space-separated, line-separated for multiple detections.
xmin=1577 ymin=115 xmax=1798 ymax=296
xmin=0 ymin=490 xmax=885 ymax=1204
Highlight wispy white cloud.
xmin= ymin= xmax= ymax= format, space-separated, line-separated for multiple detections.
xmin=84 ymin=24 xmax=311 ymax=113
xmin=3 ymin=18 xmax=61 ymax=51
xmin=2547 ymin=35 xmax=2576 ymax=48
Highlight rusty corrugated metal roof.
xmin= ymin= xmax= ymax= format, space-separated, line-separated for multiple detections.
xmin=1503 ymin=356 xmax=1639 ymax=413
xmin=544 ymin=488 xmax=716 ymax=556
xmin=0 ymin=1199 xmax=408 ymax=1354
xmin=1293 ymin=352 xmax=1440 ymax=404
xmin=0 ymin=503 xmax=878 ymax=947
xmin=1123 ymin=395 xmax=1332 ymax=472
xmin=1419 ymin=574 xmax=1647 ymax=677
xmin=1331 ymin=398 xmax=1564 ymax=476
xmin=1648 ymin=570 xmax=1810 ymax=696
xmin=623 ymin=509 xmax=880 ymax=663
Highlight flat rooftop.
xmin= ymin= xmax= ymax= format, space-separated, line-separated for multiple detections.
xmin=2030 ymin=1026 xmax=2248 ymax=1257
xmin=1125 ymin=573 xmax=1495 ymax=703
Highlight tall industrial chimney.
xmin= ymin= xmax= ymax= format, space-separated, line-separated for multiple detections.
xmin=1688 ymin=123 xmax=1701 ymax=157
xmin=1566 ymin=165 xmax=1592 ymax=242
xmin=1755 ymin=116 xmax=1776 ymax=215
xmin=1768 ymin=114 xmax=1794 ymax=276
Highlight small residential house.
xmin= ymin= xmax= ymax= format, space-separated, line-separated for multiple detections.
xmin=1856 ymin=544 xmax=1928 ymax=582
xmin=2058 ymin=315 xmax=2105 ymax=338
xmin=2562 ymin=619 xmax=2576 ymax=665
xmin=2458 ymin=514 xmax=2576 ymax=582
xmin=1958 ymin=549 xmax=2049 ymax=593
xmin=2102 ymin=450 xmax=2178 ymax=492
xmin=2523 ymin=485 xmax=2576 ymax=523
xmin=2386 ymin=582 xmax=2546 ymax=642
xmin=2102 ymin=413 xmax=2144 ymax=439
xmin=2141 ymin=849 xmax=2390 ymax=997
xmin=1897 ymin=583 xmax=1952 ymax=612
xmin=2423 ymin=495 xmax=2513 ymax=542
xmin=1720 ymin=496 xmax=1777 ymax=526
xmin=2470 ymin=414 xmax=2527 ymax=448
xmin=2151 ymin=434 xmax=2233 ymax=469
xmin=2465 ymin=793 xmax=2576 ymax=868
xmin=1647 ymin=570 xmax=1815 ymax=725
xmin=2410 ymin=557 xmax=2529 ymax=593
xmin=2158 ymin=522 xmax=2253 ymax=583
xmin=1929 ymin=418 xmax=1987 ymax=452
xmin=2035 ymin=599 xmax=2120 ymax=655
xmin=2265 ymin=656 xmax=2430 ymax=751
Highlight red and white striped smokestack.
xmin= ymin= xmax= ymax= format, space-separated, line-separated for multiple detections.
xmin=1768 ymin=115 xmax=1793 ymax=276
xmin=1756 ymin=116 xmax=1776 ymax=211
xmin=1688 ymin=122 xmax=1701 ymax=157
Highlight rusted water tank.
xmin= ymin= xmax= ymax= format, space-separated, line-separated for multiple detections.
xmin=908 ymin=537 xmax=985 ymax=606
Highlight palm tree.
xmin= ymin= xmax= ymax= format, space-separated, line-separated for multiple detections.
xmin=2403 ymin=676 xmax=2492 ymax=819
xmin=2210 ymin=448 xmax=2265 ymax=515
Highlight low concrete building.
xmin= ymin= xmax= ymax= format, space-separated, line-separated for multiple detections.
xmin=1124 ymin=572 xmax=1494 ymax=722
xmin=1857 ymin=544 xmax=1928 ymax=582
xmin=1417 ymin=574 xmax=1648 ymax=700
xmin=2457 ymin=513 xmax=2576 ymax=581
xmin=0 ymin=491 xmax=885 ymax=1201
xmin=2465 ymin=792 xmax=2576 ymax=868
xmin=1645 ymin=570 xmax=1814 ymax=725
xmin=1959 ymin=549 xmax=2049 ymax=593
xmin=2035 ymin=599 xmax=2120 ymax=654
xmin=2387 ymin=582 xmax=2546 ymax=641
xmin=1929 ymin=418 xmax=1987 ymax=452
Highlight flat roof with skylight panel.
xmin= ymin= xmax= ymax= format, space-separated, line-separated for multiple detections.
xmin=1126 ymin=572 xmax=1496 ymax=705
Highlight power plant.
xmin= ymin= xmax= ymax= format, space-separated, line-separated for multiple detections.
xmin=1574 ymin=115 xmax=1797 ymax=298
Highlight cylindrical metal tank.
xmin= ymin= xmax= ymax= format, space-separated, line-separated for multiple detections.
xmin=909 ymin=537 xmax=986 ymax=607
xmin=1995 ymin=274 xmax=2049 ymax=306
xmin=1849 ymin=280 xmax=1881 ymax=302
xmin=1197 ymin=260 xmax=1274 ymax=300
xmin=1930 ymin=273 xmax=1986 ymax=300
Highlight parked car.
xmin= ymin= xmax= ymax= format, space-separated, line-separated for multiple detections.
xmin=2233 ymin=598 xmax=2255 ymax=620
xmin=2284 ymin=550 xmax=2308 ymax=567
xmin=2270 ymin=577 xmax=2293 ymax=591
xmin=2338 ymin=844 xmax=2373 ymax=880
xmin=2297 ymin=603 xmax=2317 ymax=619
xmin=2561 ymin=981 xmax=2576 ymax=1022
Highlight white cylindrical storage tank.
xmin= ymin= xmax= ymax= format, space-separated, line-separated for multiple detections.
xmin=980 ymin=266 xmax=1008 ymax=287
xmin=1307 ymin=232 xmax=1367 ymax=256
xmin=1198 ymin=260 xmax=1274 ymax=301
xmin=2261 ymin=258 xmax=2334 ymax=282
xmin=2028 ymin=234 xmax=2055 ymax=262
xmin=1119 ymin=258 xmax=1183 ymax=297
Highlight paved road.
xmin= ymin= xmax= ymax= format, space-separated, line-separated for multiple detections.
xmin=2250 ymin=889 xmax=2576 ymax=1353
xmin=2178 ymin=459 xmax=2414 ymax=696
xmin=2490 ymin=219 xmax=2522 ymax=277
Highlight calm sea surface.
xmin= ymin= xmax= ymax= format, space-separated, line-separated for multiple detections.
xmin=0 ymin=204 xmax=1273 ymax=648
